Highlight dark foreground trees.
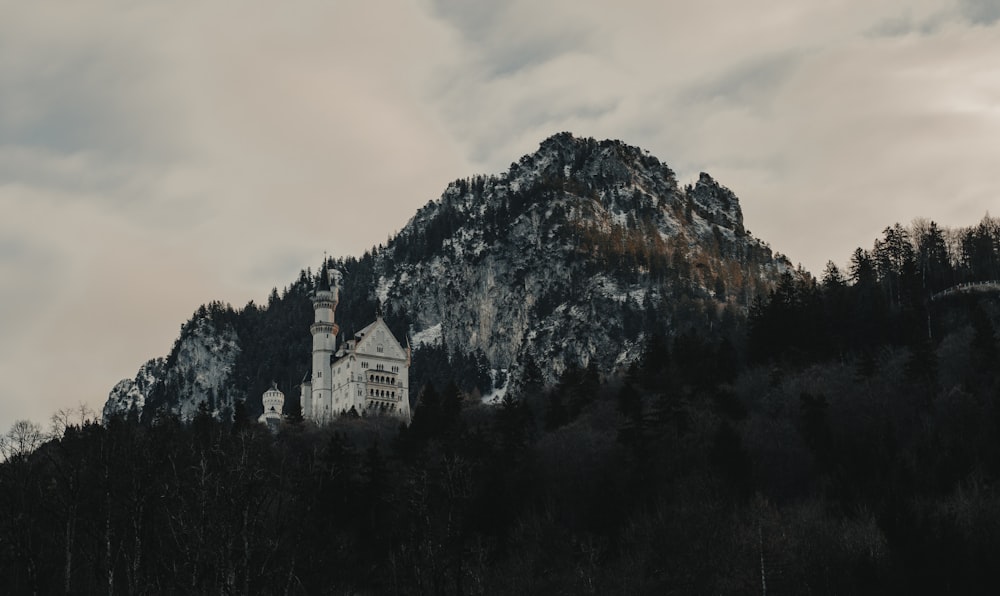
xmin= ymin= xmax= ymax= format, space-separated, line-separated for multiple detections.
xmin=4 ymin=290 xmax=1000 ymax=596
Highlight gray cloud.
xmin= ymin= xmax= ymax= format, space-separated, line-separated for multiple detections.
xmin=679 ymin=51 xmax=804 ymax=112
xmin=428 ymin=0 xmax=592 ymax=76
xmin=960 ymin=0 xmax=1000 ymax=24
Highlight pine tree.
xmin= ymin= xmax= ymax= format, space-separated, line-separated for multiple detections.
xmin=544 ymin=391 xmax=568 ymax=431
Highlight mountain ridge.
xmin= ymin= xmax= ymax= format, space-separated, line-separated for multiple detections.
xmin=104 ymin=133 xmax=792 ymax=423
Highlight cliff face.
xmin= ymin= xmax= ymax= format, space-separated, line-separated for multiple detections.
xmin=104 ymin=133 xmax=792 ymax=422
xmin=375 ymin=133 xmax=788 ymax=385
xmin=104 ymin=306 xmax=241 ymax=423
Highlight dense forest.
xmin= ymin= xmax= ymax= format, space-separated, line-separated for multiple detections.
xmin=2 ymin=216 xmax=999 ymax=595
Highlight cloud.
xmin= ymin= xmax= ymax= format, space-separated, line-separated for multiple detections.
xmin=428 ymin=0 xmax=593 ymax=76
xmin=960 ymin=0 xmax=1000 ymax=24
xmin=679 ymin=51 xmax=805 ymax=116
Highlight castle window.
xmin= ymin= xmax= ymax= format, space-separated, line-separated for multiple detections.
xmin=377 ymin=344 xmax=383 ymax=353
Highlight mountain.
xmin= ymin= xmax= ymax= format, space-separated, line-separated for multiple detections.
xmin=103 ymin=133 xmax=792 ymax=423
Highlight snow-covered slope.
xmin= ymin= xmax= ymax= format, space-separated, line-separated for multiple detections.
xmin=377 ymin=133 xmax=789 ymax=387
xmin=105 ymin=306 xmax=241 ymax=423
xmin=103 ymin=358 xmax=165 ymax=422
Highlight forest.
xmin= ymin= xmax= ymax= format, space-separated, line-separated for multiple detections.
xmin=1 ymin=215 xmax=999 ymax=595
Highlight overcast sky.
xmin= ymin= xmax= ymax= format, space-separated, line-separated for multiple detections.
xmin=2 ymin=0 xmax=998 ymax=430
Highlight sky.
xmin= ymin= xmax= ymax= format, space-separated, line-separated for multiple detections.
xmin=1 ymin=0 xmax=998 ymax=431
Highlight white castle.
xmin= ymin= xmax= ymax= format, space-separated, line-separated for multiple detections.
xmin=298 ymin=268 xmax=411 ymax=424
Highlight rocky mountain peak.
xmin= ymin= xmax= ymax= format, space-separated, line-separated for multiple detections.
xmin=690 ymin=171 xmax=744 ymax=234
xmin=104 ymin=133 xmax=791 ymax=422
xmin=512 ymin=132 xmax=678 ymax=196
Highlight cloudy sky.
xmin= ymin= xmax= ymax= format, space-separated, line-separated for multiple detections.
xmin=2 ymin=0 xmax=998 ymax=430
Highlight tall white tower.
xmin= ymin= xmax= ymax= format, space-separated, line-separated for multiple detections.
xmin=309 ymin=267 xmax=339 ymax=421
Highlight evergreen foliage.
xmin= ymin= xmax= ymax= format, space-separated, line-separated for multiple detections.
xmin=4 ymin=244 xmax=1000 ymax=593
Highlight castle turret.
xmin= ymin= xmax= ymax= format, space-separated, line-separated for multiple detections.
xmin=258 ymin=383 xmax=285 ymax=429
xmin=309 ymin=266 xmax=339 ymax=421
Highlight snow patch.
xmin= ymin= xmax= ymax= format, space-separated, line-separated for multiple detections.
xmin=480 ymin=368 xmax=509 ymax=405
xmin=480 ymin=383 xmax=508 ymax=405
xmin=375 ymin=275 xmax=393 ymax=305
xmin=411 ymin=323 xmax=443 ymax=347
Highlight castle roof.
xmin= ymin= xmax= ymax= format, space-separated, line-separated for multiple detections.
xmin=354 ymin=319 xmax=379 ymax=340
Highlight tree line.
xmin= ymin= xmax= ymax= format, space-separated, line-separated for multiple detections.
xmin=1 ymin=216 xmax=999 ymax=594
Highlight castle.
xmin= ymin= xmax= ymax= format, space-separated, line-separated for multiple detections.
xmin=297 ymin=268 xmax=412 ymax=424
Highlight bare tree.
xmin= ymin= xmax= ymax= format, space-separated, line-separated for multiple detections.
xmin=1 ymin=419 xmax=44 ymax=462
xmin=49 ymin=403 xmax=97 ymax=439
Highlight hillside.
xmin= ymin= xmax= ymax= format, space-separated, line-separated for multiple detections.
xmin=8 ymin=215 xmax=1000 ymax=595
xmin=103 ymin=133 xmax=792 ymax=422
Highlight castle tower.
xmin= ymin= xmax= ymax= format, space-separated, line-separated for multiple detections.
xmin=258 ymin=383 xmax=285 ymax=428
xmin=309 ymin=266 xmax=339 ymax=421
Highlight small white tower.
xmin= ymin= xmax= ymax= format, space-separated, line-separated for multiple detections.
xmin=309 ymin=266 xmax=339 ymax=421
xmin=258 ymin=383 xmax=285 ymax=428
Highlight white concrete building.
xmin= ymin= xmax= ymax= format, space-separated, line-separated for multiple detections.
xmin=299 ymin=269 xmax=411 ymax=424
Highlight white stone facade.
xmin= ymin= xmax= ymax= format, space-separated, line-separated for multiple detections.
xmin=299 ymin=274 xmax=411 ymax=424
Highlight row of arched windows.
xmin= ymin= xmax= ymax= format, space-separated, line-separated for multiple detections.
xmin=369 ymin=388 xmax=397 ymax=399
xmin=367 ymin=401 xmax=397 ymax=412
xmin=368 ymin=374 xmax=397 ymax=385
